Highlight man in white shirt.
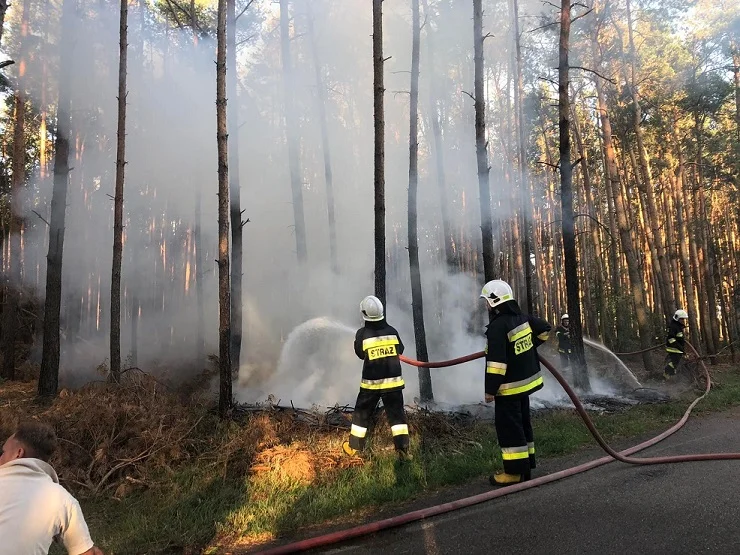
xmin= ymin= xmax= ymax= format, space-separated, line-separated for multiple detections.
xmin=0 ymin=421 xmax=103 ymax=555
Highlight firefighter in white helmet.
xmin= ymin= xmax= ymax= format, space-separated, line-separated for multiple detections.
xmin=664 ymin=309 xmax=688 ymax=380
xmin=480 ymin=280 xmax=552 ymax=486
xmin=555 ymin=314 xmax=572 ymax=369
xmin=342 ymin=296 xmax=411 ymax=461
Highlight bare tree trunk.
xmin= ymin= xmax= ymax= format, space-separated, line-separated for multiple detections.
xmin=732 ymin=40 xmax=739 ymax=177
xmin=473 ymin=0 xmax=495 ymax=283
xmin=420 ymin=0 xmax=454 ymax=270
xmin=373 ymin=0 xmax=386 ymax=304
xmin=109 ymin=0 xmax=129 ymax=383
xmin=572 ymin=101 xmax=604 ymax=340
xmin=590 ymin=30 xmax=653 ymax=370
xmin=216 ymin=0 xmax=232 ymax=418
xmin=195 ymin=190 xmax=205 ymax=365
xmin=279 ymin=0 xmax=307 ymax=264
xmin=306 ymin=4 xmax=338 ymax=275
xmin=559 ymin=0 xmax=589 ymax=391
xmin=693 ymin=111 xmax=719 ymax=355
xmin=227 ymin=0 xmax=243 ymax=373
xmin=1 ymin=0 xmax=31 ymax=381
xmin=510 ymin=0 xmax=534 ymax=313
xmin=39 ymin=0 xmax=75 ymax=398
xmin=622 ymin=0 xmax=673 ymax=319
xmin=407 ymin=0 xmax=433 ymax=402
xmin=190 ymin=0 xmax=204 ymax=367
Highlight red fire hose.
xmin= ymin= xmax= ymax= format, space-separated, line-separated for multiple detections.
xmin=258 ymin=343 xmax=740 ymax=554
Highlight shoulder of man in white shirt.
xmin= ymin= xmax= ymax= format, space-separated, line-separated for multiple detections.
xmin=0 ymin=421 xmax=104 ymax=555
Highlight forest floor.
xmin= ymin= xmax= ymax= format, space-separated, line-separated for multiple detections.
xmin=2 ymin=362 xmax=740 ymax=555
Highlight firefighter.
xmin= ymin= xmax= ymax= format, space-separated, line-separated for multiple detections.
xmin=481 ymin=280 xmax=552 ymax=486
xmin=664 ymin=309 xmax=688 ymax=380
xmin=555 ymin=314 xmax=572 ymax=369
xmin=342 ymin=295 xmax=411 ymax=461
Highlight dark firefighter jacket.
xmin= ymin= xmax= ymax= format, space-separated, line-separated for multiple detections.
xmin=354 ymin=320 xmax=406 ymax=391
xmin=485 ymin=309 xmax=552 ymax=397
xmin=666 ymin=319 xmax=686 ymax=355
xmin=555 ymin=325 xmax=572 ymax=354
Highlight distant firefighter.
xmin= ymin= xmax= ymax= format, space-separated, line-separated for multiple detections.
xmin=555 ymin=313 xmax=572 ymax=369
xmin=480 ymin=280 xmax=552 ymax=486
xmin=342 ymin=296 xmax=411 ymax=461
xmin=664 ymin=309 xmax=688 ymax=380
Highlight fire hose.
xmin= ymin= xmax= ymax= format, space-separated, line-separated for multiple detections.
xmin=259 ymin=343 xmax=740 ymax=554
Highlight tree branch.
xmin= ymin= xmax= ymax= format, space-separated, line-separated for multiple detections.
xmin=461 ymin=90 xmax=475 ymax=102
xmin=32 ymin=210 xmax=50 ymax=227
xmin=235 ymin=0 xmax=256 ymax=22
xmin=571 ymin=7 xmax=594 ymax=23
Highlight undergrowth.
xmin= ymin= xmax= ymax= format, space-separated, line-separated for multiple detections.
xmin=4 ymin=365 xmax=740 ymax=555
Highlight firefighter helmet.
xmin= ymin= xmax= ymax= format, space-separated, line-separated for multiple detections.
xmin=480 ymin=280 xmax=514 ymax=309
xmin=360 ymin=295 xmax=384 ymax=322
xmin=561 ymin=313 xmax=569 ymax=321
xmin=673 ymin=309 xmax=688 ymax=322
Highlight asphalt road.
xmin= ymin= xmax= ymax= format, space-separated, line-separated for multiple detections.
xmin=316 ymin=408 xmax=740 ymax=555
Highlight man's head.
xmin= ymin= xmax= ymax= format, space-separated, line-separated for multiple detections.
xmin=0 ymin=421 xmax=57 ymax=465
xmin=561 ymin=314 xmax=569 ymax=328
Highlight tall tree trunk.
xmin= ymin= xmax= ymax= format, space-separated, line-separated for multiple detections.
xmin=279 ymin=0 xmax=307 ymax=264
xmin=693 ymin=111 xmax=719 ymax=355
xmin=590 ymin=31 xmax=653 ymax=370
xmin=732 ymin=40 xmax=739 ymax=161
xmin=306 ymin=4 xmax=338 ymax=275
xmin=623 ymin=0 xmax=673 ymax=319
xmin=190 ymin=0 xmax=204 ymax=366
xmin=407 ymin=0 xmax=433 ymax=402
xmin=559 ymin=0 xmax=590 ymax=390
xmin=473 ymin=0 xmax=495 ymax=283
xmin=227 ymin=0 xmax=243 ymax=373
xmin=572 ymin=101 xmax=604 ymax=340
xmin=373 ymin=0 xmax=386 ymax=304
xmin=195 ymin=190 xmax=205 ymax=365
xmin=1 ymin=0 xmax=30 ymax=381
xmin=109 ymin=0 xmax=129 ymax=383
xmin=216 ymin=0 xmax=232 ymax=418
xmin=420 ymin=0 xmax=454 ymax=269
xmin=39 ymin=0 xmax=75 ymax=398
xmin=510 ymin=0 xmax=534 ymax=313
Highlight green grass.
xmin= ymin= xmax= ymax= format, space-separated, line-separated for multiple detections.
xmin=79 ymin=369 xmax=740 ymax=555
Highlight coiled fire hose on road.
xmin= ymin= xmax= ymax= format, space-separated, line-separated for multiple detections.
xmin=259 ymin=342 xmax=740 ymax=554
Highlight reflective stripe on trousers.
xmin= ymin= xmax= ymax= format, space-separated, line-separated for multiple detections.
xmin=501 ymin=445 xmax=530 ymax=460
xmin=391 ymin=424 xmax=409 ymax=436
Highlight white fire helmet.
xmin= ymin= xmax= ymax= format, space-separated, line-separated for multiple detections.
xmin=674 ymin=309 xmax=689 ymax=322
xmin=480 ymin=280 xmax=514 ymax=309
xmin=360 ymin=295 xmax=384 ymax=322
xmin=561 ymin=313 xmax=570 ymax=321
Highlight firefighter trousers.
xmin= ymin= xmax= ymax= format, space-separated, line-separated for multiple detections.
xmin=495 ymin=394 xmax=535 ymax=475
xmin=348 ymin=388 xmax=409 ymax=452
xmin=559 ymin=351 xmax=572 ymax=369
xmin=664 ymin=352 xmax=683 ymax=375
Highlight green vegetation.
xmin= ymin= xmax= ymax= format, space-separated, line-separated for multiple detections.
xmin=61 ymin=368 xmax=740 ymax=554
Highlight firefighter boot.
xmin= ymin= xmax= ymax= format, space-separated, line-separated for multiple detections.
xmin=342 ymin=441 xmax=358 ymax=457
xmin=490 ymin=471 xmax=531 ymax=487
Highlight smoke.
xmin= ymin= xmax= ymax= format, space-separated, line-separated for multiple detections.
xmin=3 ymin=0 xmax=565 ymax=396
